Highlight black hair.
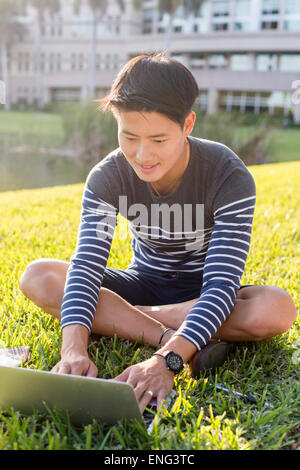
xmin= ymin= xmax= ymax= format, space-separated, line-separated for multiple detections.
xmin=97 ymin=52 xmax=200 ymax=128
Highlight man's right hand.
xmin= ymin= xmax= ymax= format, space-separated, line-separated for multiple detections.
xmin=51 ymin=324 xmax=98 ymax=378
xmin=51 ymin=353 xmax=98 ymax=377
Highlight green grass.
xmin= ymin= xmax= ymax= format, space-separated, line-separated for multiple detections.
xmin=269 ymin=128 xmax=300 ymax=163
xmin=0 ymin=111 xmax=63 ymax=138
xmin=0 ymin=161 xmax=299 ymax=450
xmin=233 ymin=125 xmax=300 ymax=163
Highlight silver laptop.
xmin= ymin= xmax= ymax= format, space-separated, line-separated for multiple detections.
xmin=0 ymin=365 xmax=174 ymax=431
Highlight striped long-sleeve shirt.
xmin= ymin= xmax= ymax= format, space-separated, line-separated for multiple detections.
xmin=61 ymin=136 xmax=256 ymax=350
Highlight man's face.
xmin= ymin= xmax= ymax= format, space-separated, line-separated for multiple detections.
xmin=116 ymin=110 xmax=194 ymax=188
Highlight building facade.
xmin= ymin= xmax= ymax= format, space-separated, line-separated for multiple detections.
xmin=2 ymin=0 xmax=300 ymax=122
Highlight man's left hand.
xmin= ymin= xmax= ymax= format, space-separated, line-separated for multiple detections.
xmin=114 ymin=355 xmax=174 ymax=413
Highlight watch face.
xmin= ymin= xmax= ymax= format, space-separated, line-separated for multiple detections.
xmin=166 ymin=352 xmax=183 ymax=373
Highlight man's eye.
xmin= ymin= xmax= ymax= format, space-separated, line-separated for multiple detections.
xmin=154 ymin=140 xmax=166 ymax=143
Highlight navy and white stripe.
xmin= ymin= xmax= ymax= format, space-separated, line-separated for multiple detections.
xmin=61 ymin=184 xmax=255 ymax=349
xmin=174 ymin=195 xmax=256 ymax=350
xmin=60 ymin=185 xmax=118 ymax=331
xmin=130 ymin=224 xmax=213 ymax=273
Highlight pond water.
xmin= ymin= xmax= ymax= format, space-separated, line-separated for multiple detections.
xmin=0 ymin=135 xmax=93 ymax=192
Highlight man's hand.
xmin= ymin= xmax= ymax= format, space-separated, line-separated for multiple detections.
xmin=51 ymin=324 xmax=98 ymax=378
xmin=114 ymin=355 xmax=174 ymax=413
xmin=51 ymin=353 xmax=98 ymax=377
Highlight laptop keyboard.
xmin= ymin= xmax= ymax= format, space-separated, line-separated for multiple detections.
xmin=143 ymin=391 xmax=176 ymax=433
xmin=143 ymin=399 xmax=158 ymax=429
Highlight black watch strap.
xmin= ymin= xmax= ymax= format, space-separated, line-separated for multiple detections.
xmin=154 ymin=351 xmax=184 ymax=374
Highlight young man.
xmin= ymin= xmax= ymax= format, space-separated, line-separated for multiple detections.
xmin=19 ymin=53 xmax=297 ymax=413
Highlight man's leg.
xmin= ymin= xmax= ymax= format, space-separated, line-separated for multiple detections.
xmin=19 ymin=259 xmax=298 ymax=346
xmin=136 ymin=285 xmax=298 ymax=342
xmin=19 ymin=259 xmax=175 ymax=348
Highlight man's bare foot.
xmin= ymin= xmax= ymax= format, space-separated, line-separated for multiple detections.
xmin=135 ymin=299 xmax=197 ymax=330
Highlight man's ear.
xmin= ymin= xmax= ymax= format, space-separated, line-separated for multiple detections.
xmin=184 ymin=111 xmax=196 ymax=138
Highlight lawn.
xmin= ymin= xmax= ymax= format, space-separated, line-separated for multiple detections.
xmin=0 ymin=161 xmax=299 ymax=451
xmin=0 ymin=111 xmax=63 ymax=139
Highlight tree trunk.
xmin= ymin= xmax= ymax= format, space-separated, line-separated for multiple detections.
xmin=34 ymin=20 xmax=42 ymax=110
xmin=164 ymin=11 xmax=174 ymax=57
xmin=1 ymin=42 xmax=10 ymax=110
xmin=88 ymin=13 xmax=97 ymax=100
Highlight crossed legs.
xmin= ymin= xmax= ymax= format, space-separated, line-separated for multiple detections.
xmin=19 ymin=259 xmax=298 ymax=348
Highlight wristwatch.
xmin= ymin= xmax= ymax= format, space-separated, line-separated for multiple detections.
xmin=154 ymin=351 xmax=184 ymax=374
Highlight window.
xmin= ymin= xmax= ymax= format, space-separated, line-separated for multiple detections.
xmin=17 ymin=87 xmax=29 ymax=104
xmin=78 ymin=53 xmax=84 ymax=70
xmin=208 ymin=54 xmax=227 ymax=69
xmin=261 ymin=21 xmax=278 ymax=29
xmin=285 ymin=20 xmax=300 ymax=31
xmin=107 ymin=15 xmax=113 ymax=35
xmin=190 ymin=53 xmax=205 ymax=69
xmin=56 ymin=53 xmax=62 ymax=71
xmin=18 ymin=52 xmax=30 ymax=72
xmin=51 ymin=88 xmax=81 ymax=103
xmin=113 ymin=53 xmax=119 ymax=69
xmin=213 ymin=0 xmax=230 ymax=17
xmin=173 ymin=25 xmax=182 ymax=33
xmin=105 ymin=53 xmax=111 ymax=70
xmin=174 ymin=5 xmax=184 ymax=19
xmin=235 ymin=0 xmax=251 ymax=17
xmin=212 ymin=23 xmax=228 ymax=31
xmin=58 ymin=18 xmax=63 ymax=36
xmin=261 ymin=0 xmax=280 ymax=15
xmin=234 ymin=21 xmax=250 ymax=31
xmin=199 ymin=91 xmax=208 ymax=111
xmin=280 ymin=54 xmax=300 ymax=72
xmin=195 ymin=91 xmax=208 ymax=112
xmin=143 ymin=9 xmax=153 ymax=34
xmin=285 ymin=0 xmax=300 ymax=14
xmin=70 ymin=53 xmax=85 ymax=71
xmin=96 ymin=23 xmax=102 ymax=38
xmin=256 ymin=54 xmax=277 ymax=71
xmin=72 ymin=16 xmax=86 ymax=37
xmin=230 ymin=54 xmax=252 ymax=71
xmin=48 ymin=53 xmax=62 ymax=72
xmin=49 ymin=53 xmax=55 ymax=72
xmin=219 ymin=90 xmax=292 ymax=116
xmin=115 ymin=15 xmax=121 ymax=35
xmin=194 ymin=0 xmax=209 ymax=18
xmin=71 ymin=53 xmax=76 ymax=71
xmin=96 ymin=53 xmax=101 ymax=71
xmin=171 ymin=55 xmax=189 ymax=67
xmin=18 ymin=52 xmax=23 ymax=72
xmin=40 ymin=53 xmax=45 ymax=72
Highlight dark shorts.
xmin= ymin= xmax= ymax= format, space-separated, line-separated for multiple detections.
xmin=102 ymin=266 xmax=255 ymax=306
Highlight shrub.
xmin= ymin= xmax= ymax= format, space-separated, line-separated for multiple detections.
xmin=61 ymin=103 xmax=118 ymax=162
xmin=192 ymin=110 xmax=274 ymax=165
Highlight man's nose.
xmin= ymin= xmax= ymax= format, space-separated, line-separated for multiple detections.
xmin=136 ymin=142 xmax=154 ymax=163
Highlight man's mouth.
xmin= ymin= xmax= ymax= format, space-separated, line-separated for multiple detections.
xmin=138 ymin=163 xmax=159 ymax=172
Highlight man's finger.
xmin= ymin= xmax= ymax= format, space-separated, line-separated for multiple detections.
xmin=114 ymin=367 xmax=131 ymax=383
xmin=138 ymin=389 xmax=154 ymax=414
xmin=55 ymin=364 xmax=71 ymax=375
xmin=86 ymin=362 xmax=98 ymax=378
